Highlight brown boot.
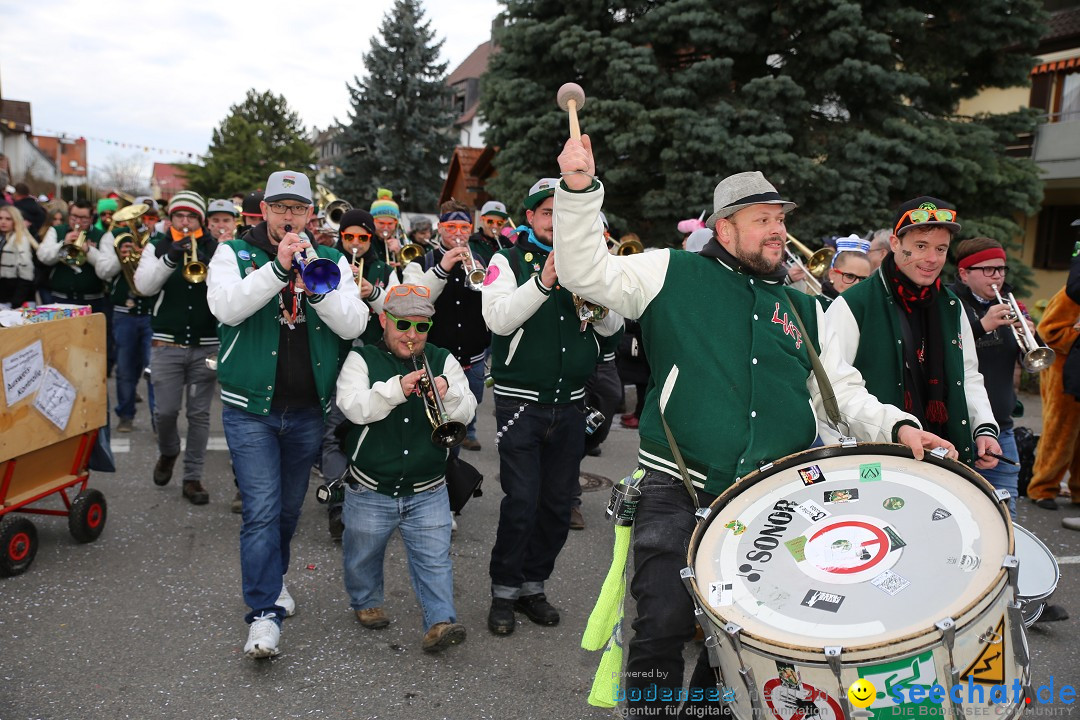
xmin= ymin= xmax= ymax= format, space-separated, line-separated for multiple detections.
xmin=422 ymin=622 xmax=466 ymax=653
xmin=153 ymin=454 xmax=178 ymax=486
xmin=355 ymin=607 xmax=390 ymax=629
xmin=182 ymin=481 xmax=209 ymax=505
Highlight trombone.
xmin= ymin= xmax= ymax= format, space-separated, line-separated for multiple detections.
xmin=991 ymin=284 xmax=1055 ymax=372
xmin=408 ymin=341 xmax=466 ymax=448
xmin=785 ymin=233 xmax=834 ymax=296
xmin=324 ymin=200 xmax=351 ymax=232
xmin=611 ymin=237 xmax=644 ymax=255
xmin=398 ymin=241 xmax=424 ymax=266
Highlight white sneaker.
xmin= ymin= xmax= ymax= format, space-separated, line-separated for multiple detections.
xmin=277 ymin=582 xmax=296 ymax=617
xmin=451 ymin=517 xmax=458 ymax=533
xmin=244 ymin=613 xmax=281 ymax=658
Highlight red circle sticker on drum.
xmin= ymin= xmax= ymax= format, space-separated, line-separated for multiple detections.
xmin=796 ymin=515 xmax=904 ymax=585
xmin=763 ymin=678 xmax=843 ymax=720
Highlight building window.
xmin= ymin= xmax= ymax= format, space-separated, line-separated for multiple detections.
xmin=1062 ymin=72 xmax=1080 ymax=122
xmin=1034 ymin=204 xmax=1080 ymax=270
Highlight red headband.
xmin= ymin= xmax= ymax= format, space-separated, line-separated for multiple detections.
xmin=958 ymin=247 xmax=1006 ymax=270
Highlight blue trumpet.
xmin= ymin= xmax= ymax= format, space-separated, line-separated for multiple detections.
xmin=285 ymin=224 xmax=340 ymax=294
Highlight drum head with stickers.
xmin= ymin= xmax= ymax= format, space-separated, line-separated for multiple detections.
xmin=691 ymin=443 xmax=1010 ymax=650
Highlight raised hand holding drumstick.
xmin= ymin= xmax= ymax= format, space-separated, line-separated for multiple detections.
xmin=556 ymin=83 xmax=595 ymax=192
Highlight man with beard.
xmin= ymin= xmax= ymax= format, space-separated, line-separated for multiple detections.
xmin=482 ymin=177 xmax=623 ymax=637
xmin=553 ymin=135 xmax=950 ymax=717
xmin=206 ymin=170 xmax=366 ymax=658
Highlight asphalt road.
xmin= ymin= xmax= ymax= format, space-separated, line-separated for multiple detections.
xmin=0 ymin=387 xmax=1076 ymax=720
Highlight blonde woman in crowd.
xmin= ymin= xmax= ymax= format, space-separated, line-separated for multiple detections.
xmin=0 ymin=204 xmax=39 ymax=308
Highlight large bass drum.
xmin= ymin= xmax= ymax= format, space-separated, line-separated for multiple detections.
xmin=684 ymin=443 xmax=1031 ymax=720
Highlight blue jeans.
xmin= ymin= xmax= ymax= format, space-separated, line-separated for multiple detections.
xmin=222 ymin=405 xmax=324 ymax=625
xmin=978 ymin=427 xmax=1019 ymax=519
xmin=626 ymin=470 xmax=719 ymax=718
xmin=343 ymin=483 xmax=456 ymax=631
xmin=113 ymin=312 xmax=154 ymax=420
xmin=489 ymin=397 xmax=584 ymax=599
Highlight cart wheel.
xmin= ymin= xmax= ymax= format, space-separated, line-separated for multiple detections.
xmin=69 ymin=489 xmax=107 ymax=543
xmin=0 ymin=516 xmax=38 ymax=576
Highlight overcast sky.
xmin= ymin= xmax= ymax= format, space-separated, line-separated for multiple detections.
xmin=1 ymin=0 xmax=501 ymax=179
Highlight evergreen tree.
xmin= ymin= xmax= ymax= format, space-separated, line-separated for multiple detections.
xmin=335 ymin=0 xmax=454 ymax=212
xmin=482 ymin=0 xmax=1047 ymax=290
xmin=183 ymin=90 xmax=315 ymax=197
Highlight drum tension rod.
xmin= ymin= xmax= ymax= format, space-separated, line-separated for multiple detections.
xmin=695 ymin=507 xmax=712 ymax=522
xmin=724 ymin=623 xmax=764 ymax=720
xmin=935 ymin=618 xmax=963 ymax=719
xmin=824 ymin=647 xmax=853 ymax=720
xmin=840 ymin=436 xmax=857 ymax=448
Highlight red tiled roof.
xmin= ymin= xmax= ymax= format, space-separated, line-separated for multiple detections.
xmin=152 ymin=162 xmax=185 ymax=183
xmin=447 ymin=41 xmax=492 ymax=86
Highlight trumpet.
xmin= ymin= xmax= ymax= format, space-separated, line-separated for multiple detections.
xmin=285 ymin=223 xmax=340 ymax=294
xmin=180 ymin=229 xmax=208 ymax=284
xmin=573 ymin=294 xmax=609 ymax=325
xmin=991 ymin=284 xmax=1055 ymax=372
xmin=324 ymin=200 xmax=352 ymax=232
xmin=62 ymin=230 xmax=88 ymax=267
xmin=785 ymin=233 xmax=834 ymax=296
xmin=461 ymin=245 xmax=486 ymax=291
xmin=408 ymin=341 xmax=466 ymax=448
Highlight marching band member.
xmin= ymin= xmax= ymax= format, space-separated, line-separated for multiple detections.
xmin=552 ymin=134 xmax=945 ymax=716
xmin=133 ymin=191 xmax=219 ymax=504
xmin=405 ymin=199 xmax=493 ymax=452
xmin=206 ymin=199 xmax=239 ymax=242
xmin=239 ymin=190 xmax=264 ymax=233
xmin=481 ymin=177 xmax=622 ymax=637
xmin=370 ymin=188 xmax=402 ymax=266
xmin=206 ymin=170 xmax=365 ymax=659
xmin=111 ymin=202 xmax=159 ymax=433
xmin=36 ymin=198 xmax=120 ymax=314
xmin=336 ymin=283 xmax=475 ymax=651
xmin=820 ymin=234 xmax=872 ymax=300
xmin=821 ymin=197 xmax=1002 ymax=467
xmin=471 ymin=199 xmax=514 ymax=256
xmin=320 ymin=207 xmax=396 ymax=541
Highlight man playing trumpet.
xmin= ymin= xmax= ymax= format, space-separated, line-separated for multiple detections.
xmin=335 ymin=283 xmax=475 ymax=652
xmin=405 ymin=199 xmax=493 ymax=451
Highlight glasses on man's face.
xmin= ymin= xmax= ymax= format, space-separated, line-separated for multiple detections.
xmin=894 ymin=207 xmax=957 ymax=234
xmin=172 ymin=212 xmax=200 ymax=221
xmin=969 ymin=265 xmax=1008 ymax=278
xmin=483 ymin=217 xmax=507 ymax=227
xmin=835 ymin=271 xmax=868 ymax=285
xmin=385 ymin=310 xmax=433 ymax=334
xmin=267 ymin=203 xmax=310 ymax=216
xmin=341 ymin=232 xmax=372 ymax=243
xmin=69 ymin=214 xmax=91 ymax=223
xmin=441 ymin=222 xmax=472 ymax=235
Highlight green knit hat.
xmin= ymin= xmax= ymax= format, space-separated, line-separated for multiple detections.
xmin=370 ymin=188 xmax=400 ymax=219
xmin=97 ymin=198 xmax=118 ymax=213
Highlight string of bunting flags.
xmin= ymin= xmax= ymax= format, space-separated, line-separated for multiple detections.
xmin=35 ymin=126 xmax=204 ymax=159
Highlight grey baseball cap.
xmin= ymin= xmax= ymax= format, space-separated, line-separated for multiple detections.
xmin=207 ymin=199 xmax=238 ymax=216
xmin=264 ymin=170 xmax=313 ymax=205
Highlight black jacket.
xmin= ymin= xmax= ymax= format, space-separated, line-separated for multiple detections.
xmin=951 ymin=281 xmax=1019 ymax=430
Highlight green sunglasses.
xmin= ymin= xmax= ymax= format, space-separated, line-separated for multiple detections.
xmin=385 ymin=310 xmax=433 ymax=334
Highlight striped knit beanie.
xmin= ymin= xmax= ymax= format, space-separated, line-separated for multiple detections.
xmin=370 ymin=188 xmax=400 ymax=219
xmin=168 ymin=191 xmax=207 ymax=223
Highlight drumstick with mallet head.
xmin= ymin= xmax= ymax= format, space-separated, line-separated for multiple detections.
xmin=557 ymin=83 xmax=586 ymax=140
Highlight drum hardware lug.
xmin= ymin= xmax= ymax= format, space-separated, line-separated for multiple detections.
xmin=993 ymin=488 xmax=1011 ymax=503
xmin=694 ymin=506 xmax=712 ymax=522
xmin=977 ymin=626 xmax=1003 ymax=645
xmin=679 ymin=566 xmax=696 ymax=595
xmin=840 ymin=436 xmax=857 ymax=448
xmin=935 ymin=618 xmax=962 ymax=715
xmin=824 ymin=646 xmax=853 ymax=720
xmin=930 ymin=446 xmax=949 ymax=459
xmin=1007 ymin=600 xmax=1031 ymax=671
xmin=1001 ymin=554 xmax=1019 ymax=590
xmin=738 ymin=664 xmax=764 ymax=720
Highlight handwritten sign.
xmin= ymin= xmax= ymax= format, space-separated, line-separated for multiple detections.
xmin=3 ymin=340 xmax=44 ymax=407
xmin=33 ymin=366 xmax=77 ymax=430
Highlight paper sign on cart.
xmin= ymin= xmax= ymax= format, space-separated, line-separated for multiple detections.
xmin=3 ymin=340 xmax=44 ymax=407
xmin=33 ymin=366 xmax=77 ymax=430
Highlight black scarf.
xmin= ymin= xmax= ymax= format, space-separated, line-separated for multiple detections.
xmin=880 ymin=252 xmax=948 ymax=436
xmin=698 ymin=237 xmax=790 ymax=282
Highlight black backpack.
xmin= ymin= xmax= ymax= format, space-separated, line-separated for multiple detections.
xmin=1013 ymin=426 xmax=1038 ymax=499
